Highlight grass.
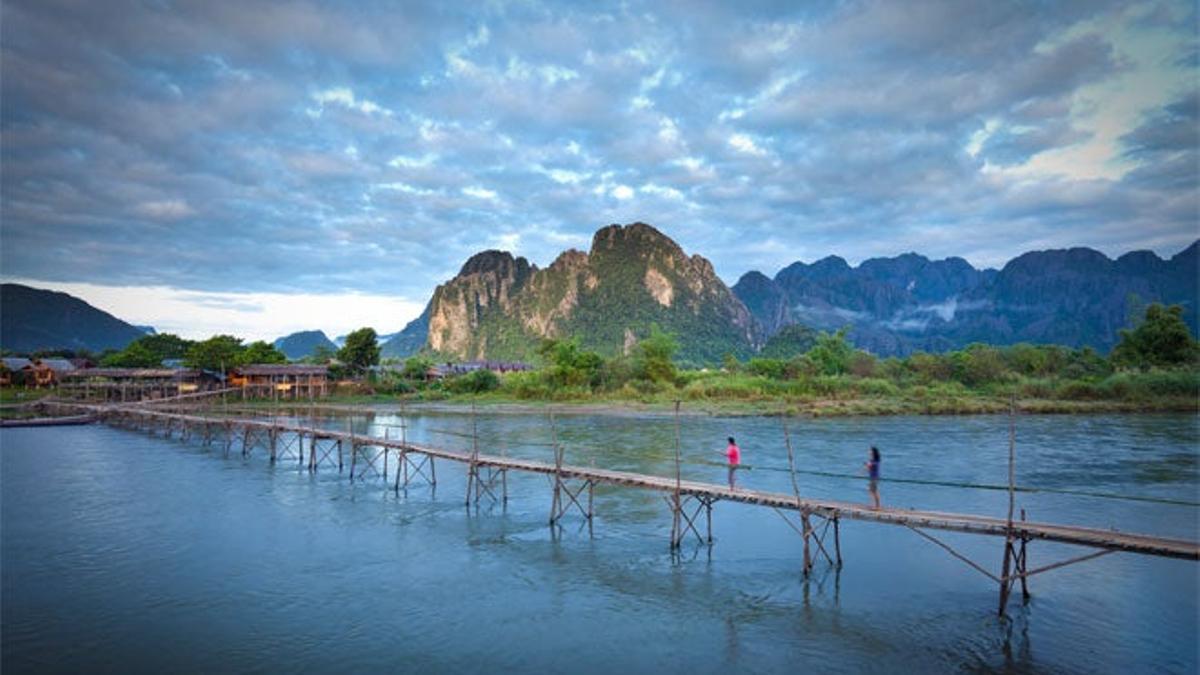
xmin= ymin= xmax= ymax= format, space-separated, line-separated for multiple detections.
xmin=0 ymin=388 xmax=56 ymax=404
xmin=11 ymin=368 xmax=1195 ymax=418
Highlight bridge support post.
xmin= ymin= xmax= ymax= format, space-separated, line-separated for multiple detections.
xmin=998 ymin=538 xmax=1015 ymax=615
xmin=801 ymin=510 xmax=813 ymax=576
xmin=1018 ymin=509 xmax=1030 ymax=602
xmin=833 ymin=514 xmax=843 ymax=567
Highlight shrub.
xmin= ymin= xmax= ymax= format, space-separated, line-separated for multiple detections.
xmin=805 ymin=329 xmax=853 ymax=376
xmin=848 ymin=351 xmax=878 ymax=378
xmin=908 ymin=351 xmax=953 ymax=382
xmin=1111 ymin=304 xmax=1199 ymax=368
xmin=1019 ymin=378 xmax=1056 ymax=398
xmin=747 ymin=358 xmax=787 ymax=379
xmin=854 ymin=377 xmax=900 ymax=397
xmin=1055 ymin=380 xmax=1102 ymax=400
xmin=444 ymin=368 xmax=500 ymax=394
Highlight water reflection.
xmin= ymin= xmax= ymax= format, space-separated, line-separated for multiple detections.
xmin=1 ymin=412 xmax=1196 ymax=673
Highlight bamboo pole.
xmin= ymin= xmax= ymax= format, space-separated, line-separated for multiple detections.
xmin=833 ymin=515 xmax=843 ymax=567
xmin=782 ymin=415 xmax=812 ymax=575
xmin=549 ymin=411 xmax=561 ymax=524
xmin=467 ymin=401 xmax=479 ymax=506
xmin=671 ymin=400 xmax=683 ymax=549
xmin=998 ymin=394 xmax=1018 ymax=615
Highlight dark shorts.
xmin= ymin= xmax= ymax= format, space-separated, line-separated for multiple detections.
xmin=868 ymin=478 xmax=879 ymax=492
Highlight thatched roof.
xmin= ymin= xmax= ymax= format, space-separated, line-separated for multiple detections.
xmin=236 ymin=364 xmax=328 ymax=376
xmin=63 ymin=368 xmax=186 ymax=379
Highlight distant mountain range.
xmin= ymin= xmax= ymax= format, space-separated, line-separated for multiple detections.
xmin=734 ymin=241 xmax=1198 ymax=355
xmin=0 ymin=283 xmax=147 ymax=353
xmin=380 ymin=224 xmax=1197 ymax=360
xmin=273 ymin=330 xmax=336 ymax=360
xmin=4 ymin=225 xmax=1196 ymax=361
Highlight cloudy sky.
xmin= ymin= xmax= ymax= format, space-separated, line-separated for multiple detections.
xmin=2 ymin=0 xmax=1196 ymax=340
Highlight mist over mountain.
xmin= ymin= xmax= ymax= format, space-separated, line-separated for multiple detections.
xmin=4 ymin=229 xmax=1194 ymax=362
xmin=734 ymin=241 xmax=1198 ymax=356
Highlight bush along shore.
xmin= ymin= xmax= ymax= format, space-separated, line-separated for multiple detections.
xmin=362 ymin=304 xmax=1200 ymax=416
xmin=12 ymin=304 xmax=1195 ymax=417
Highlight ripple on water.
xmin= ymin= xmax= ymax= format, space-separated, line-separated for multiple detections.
xmin=2 ymin=414 xmax=1197 ymax=673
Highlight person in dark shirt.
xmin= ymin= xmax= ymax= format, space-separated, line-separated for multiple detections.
xmin=864 ymin=446 xmax=881 ymax=509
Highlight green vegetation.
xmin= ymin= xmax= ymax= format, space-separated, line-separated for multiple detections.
xmin=241 ymin=340 xmax=287 ymax=365
xmin=1110 ymin=303 xmax=1199 ymax=368
xmin=337 ymin=327 xmax=381 ymax=375
xmin=92 ymin=332 xmax=289 ymax=370
xmin=101 ymin=333 xmax=191 ymax=367
xmin=376 ymin=304 xmax=1199 ymax=416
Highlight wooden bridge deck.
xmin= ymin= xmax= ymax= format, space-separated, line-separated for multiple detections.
xmin=71 ymin=404 xmax=1198 ymax=562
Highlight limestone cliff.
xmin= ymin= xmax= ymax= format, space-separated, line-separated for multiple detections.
xmin=414 ymin=223 xmax=760 ymax=363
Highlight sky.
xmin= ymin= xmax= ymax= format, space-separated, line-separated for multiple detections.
xmin=1 ymin=0 xmax=1197 ymax=341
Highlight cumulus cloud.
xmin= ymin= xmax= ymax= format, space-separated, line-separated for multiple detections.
xmin=310 ymin=87 xmax=393 ymax=117
xmin=0 ymin=0 xmax=1194 ymax=340
xmin=134 ymin=199 xmax=195 ymax=220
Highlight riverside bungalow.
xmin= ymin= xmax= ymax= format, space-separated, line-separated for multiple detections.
xmin=1 ymin=358 xmax=32 ymax=386
xmin=231 ymin=364 xmax=328 ymax=399
xmin=25 ymin=358 xmax=76 ymax=388
xmin=61 ymin=368 xmax=219 ymax=401
xmin=427 ymin=361 xmax=534 ymax=379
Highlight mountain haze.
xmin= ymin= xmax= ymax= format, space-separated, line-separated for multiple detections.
xmin=734 ymin=242 xmax=1198 ymax=356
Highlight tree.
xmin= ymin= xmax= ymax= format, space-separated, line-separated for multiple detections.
xmin=98 ymin=333 xmax=193 ymax=368
xmin=952 ymin=344 xmax=1006 ymax=386
xmin=634 ymin=325 xmax=678 ymax=383
xmin=444 ymin=368 xmax=500 ymax=394
xmin=242 ymin=340 xmax=287 ymax=365
xmin=537 ymin=338 xmax=604 ymax=387
xmin=338 ymin=327 xmax=380 ymax=375
xmin=402 ymin=356 xmax=434 ymax=380
xmin=100 ymin=341 xmax=161 ymax=368
xmin=184 ymin=335 xmax=244 ymax=371
xmin=137 ymin=333 xmax=192 ymax=362
xmin=805 ymin=328 xmax=853 ymax=376
xmin=306 ymin=344 xmax=336 ymax=364
xmin=1111 ymin=303 xmax=1198 ymax=368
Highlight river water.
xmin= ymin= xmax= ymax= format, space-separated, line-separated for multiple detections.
xmin=2 ymin=410 xmax=1197 ymax=673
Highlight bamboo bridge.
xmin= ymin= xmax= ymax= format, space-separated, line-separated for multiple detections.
xmin=31 ymin=395 xmax=1200 ymax=616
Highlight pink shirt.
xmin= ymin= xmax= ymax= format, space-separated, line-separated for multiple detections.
xmin=726 ymin=443 xmax=741 ymax=466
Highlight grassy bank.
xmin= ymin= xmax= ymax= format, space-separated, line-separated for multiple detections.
xmin=463 ymin=369 xmax=1199 ymax=416
xmin=271 ymin=367 xmax=1198 ymax=417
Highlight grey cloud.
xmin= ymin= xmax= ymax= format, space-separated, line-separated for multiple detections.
xmin=0 ymin=0 xmax=1195 ymax=305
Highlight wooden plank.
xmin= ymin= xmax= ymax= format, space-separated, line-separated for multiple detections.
xmin=43 ymin=402 xmax=1200 ymax=561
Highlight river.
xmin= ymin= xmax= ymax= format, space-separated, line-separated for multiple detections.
xmin=3 ymin=410 xmax=1197 ymax=673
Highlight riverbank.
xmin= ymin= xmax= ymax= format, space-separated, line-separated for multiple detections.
xmin=229 ymin=389 xmax=1199 ymax=418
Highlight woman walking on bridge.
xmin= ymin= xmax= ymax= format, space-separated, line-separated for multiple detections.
xmin=865 ymin=446 xmax=881 ymax=509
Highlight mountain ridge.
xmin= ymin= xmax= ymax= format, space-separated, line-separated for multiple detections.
xmin=0 ymin=283 xmax=147 ymax=353
xmin=394 ymin=222 xmax=758 ymax=362
xmin=734 ymin=240 xmax=1197 ymax=356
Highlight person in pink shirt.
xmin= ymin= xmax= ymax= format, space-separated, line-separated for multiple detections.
xmin=722 ymin=436 xmax=741 ymax=489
